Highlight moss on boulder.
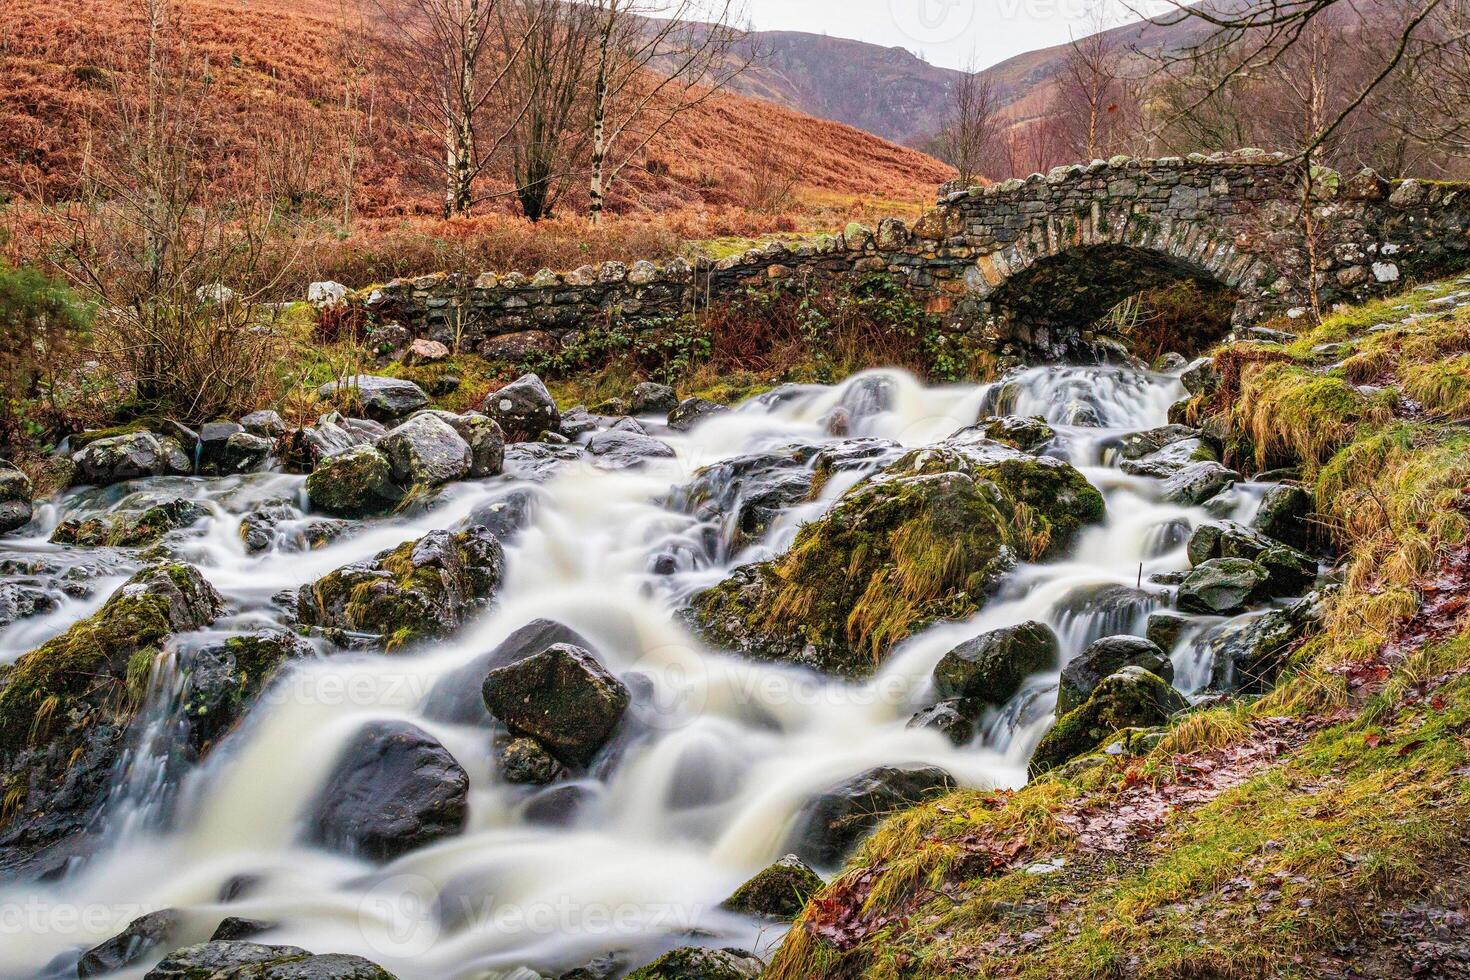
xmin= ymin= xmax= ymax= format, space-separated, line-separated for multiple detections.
xmin=51 ymin=499 xmax=208 ymax=549
xmin=305 ymin=445 xmax=404 ymax=518
xmin=1030 ymin=666 xmax=1188 ymax=776
xmin=295 ymin=526 xmax=504 ymax=650
xmin=625 ymin=946 xmax=764 ymax=980
xmin=722 ymin=854 xmax=825 ymax=920
xmin=688 ymin=441 xmax=1103 ymax=677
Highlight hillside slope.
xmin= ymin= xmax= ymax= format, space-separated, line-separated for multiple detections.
xmin=0 ymin=0 xmax=952 ymax=214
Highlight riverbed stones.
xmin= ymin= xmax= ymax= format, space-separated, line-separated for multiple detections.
xmin=1205 ymin=594 xmax=1326 ymax=693
xmin=789 ymin=765 xmax=957 ymax=866
xmin=71 ymin=432 xmax=192 ymax=486
xmin=688 ymin=441 xmax=1104 ymax=677
xmin=629 ymin=381 xmax=679 ymax=415
xmin=624 ymin=947 xmax=763 ymax=980
xmin=51 ymin=499 xmax=208 ymax=549
xmin=667 ymin=397 xmax=729 ymax=432
xmin=1146 ymin=610 xmax=1191 ymax=651
xmin=484 ymin=373 xmax=560 ymax=442
xmin=907 ymin=699 xmax=983 ymax=745
xmin=0 ymin=460 xmax=33 ymax=534
xmin=981 ymin=416 xmax=1056 ymax=453
xmin=933 ymin=621 xmax=1060 ymax=704
xmin=452 ymin=411 xmax=506 ymax=478
xmin=1177 ymin=558 xmax=1271 ymax=615
xmin=295 ymin=527 xmax=504 ymax=650
xmin=586 ymin=429 xmax=676 ymax=469
xmin=378 ymin=413 xmax=473 ymax=488
xmin=1161 ymin=461 xmax=1239 ymax=505
xmin=305 ymin=445 xmax=403 ymax=518
xmin=722 ymin=854 xmax=824 ymax=920
xmin=481 ymin=643 xmax=631 ymax=768
xmin=177 ymin=629 xmax=315 ymax=755
xmin=1058 ymin=635 xmax=1174 ymax=714
xmin=494 ymin=736 xmax=567 ymax=785
xmin=1116 ymin=424 xmax=1200 ymax=460
xmin=195 ymin=422 xmax=273 ymax=477
xmin=307 ymin=720 xmax=468 ymax=861
xmin=78 ymin=909 xmax=183 ymax=977
xmin=425 ymin=619 xmax=595 ymax=725
xmin=317 ymin=375 xmax=429 ymax=422
xmin=144 ymin=941 xmax=400 ymax=979
xmin=1251 ymin=483 xmax=1316 ymax=551
xmin=1120 ymin=438 xmax=1217 ymax=479
xmin=240 ymin=410 xmax=287 ymax=439
xmin=1031 ymin=667 xmax=1188 ymax=775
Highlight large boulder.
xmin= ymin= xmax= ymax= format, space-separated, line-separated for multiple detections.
xmin=667 ymin=397 xmax=729 ymax=432
xmin=424 ymin=619 xmax=593 ymax=724
xmin=1115 ymin=424 xmax=1199 ymax=460
xmin=722 ymin=854 xmax=824 ymax=920
xmin=1251 ymin=484 xmax=1316 ymax=551
xmin=1207 ymin=587 xmax=1333 ymax=693
xmin=1120 ymin=438 xmax=1217 ymax=479
xmin=0 ymin=460 xmax=34 ymax=534
xmin=484 ymin=373 xmax=560 ymax=442
xmin=789 ymin=765 xmax=956 ymax=866
xmin=933 ymin=621 xmax=1060 ymax=704
xmin=305 ymin=445 xmax=404 ymax=518
xmin=629 ymin=381 xmax=679 ymax=415
xmin=177 ymin=629 xmax=315 ymax=755
xmin=378 ymin=413 xmax=472 ymax=488
xmin=450 ymin=411 xmax=506 ymax=478
xmin=688 ymin=441 xmax=1104 ymax=677
xmin=0 ymin=564 xmax=223 ymax=871
xmin=295 ymin=527 xmax=504 ymax=650
xmin=1177 ymin=558 xmax=1271 ymax=615
xmin=625 ymin=947 xmax=763 ymax=980
xmin=980 ymin=416 xmax=1056 ymax=453
xmin=1161 ymin=461 xmax=1238 ymax=505
xmin=586 ymin=430 xmax=676 ymax=469
xmin=1030 ymin=667 xmax=1188 ymax=775
xmin=317 ymin=375 xmax=429 ymax=423
xmin=197 ymin=422 xmax=274 ymax=477
xmin=306 ymin=720 xmax=468 ymax=861
xmin=78 ymin=909 xmax=182 ymax=977
xmin=1058 ymin=635 xmax=1173 ymax=714
xmin=481 ymin=643 xmax=630 ymax=768
xmin=145 ymin=941 xmax=399 ymax=979
xmin=71 ymin=432 xmax=192 ymax=486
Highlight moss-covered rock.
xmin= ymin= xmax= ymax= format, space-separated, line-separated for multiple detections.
xmin=51 ymin=499 xmax=208 ymax=549
xmin=1057 ymin=635 xmax=1173 ymax=714
xmin=933 ymin=621 xmax=1060 ymax=703
xmin=722 ymin=854 xmax=825 ymax=920
xmin=305 ymin=445 xmax=404 ymax=518
xmin=1177 ymin=557 xmax=1271 ymax=615
xmin=481 ymin=643 xmax=630 ymax=768
xmin=625 ymin=946 xmax=763 ymax=980
xmin=178 ymin=629 xmax=314 ymax=755
xmin=295 ymin=527 xmax=504 ymax=650
xmin=789 ymin=765 xmax=957 ymax=866
xmin=980 ymin=415 xmax=1056 ymax=452
xmin=145 ymin=940 xmax=400 ymax=979
xmin=1030 ymin=666 xmax=1188 ymax=776
xmin=687 ymin=441 xmax=1103 ymax=677
xmin=69 ymin=432 xmax=192 ymax=487
xmin=0 ymin=459 xmax=33 ymax=535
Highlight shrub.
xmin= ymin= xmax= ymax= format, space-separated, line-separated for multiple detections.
xmin=0 ymin=260 xmax=91 ymax=450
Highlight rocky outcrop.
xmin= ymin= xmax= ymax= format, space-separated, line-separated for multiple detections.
xmin=305 ymin=445 xmax=404 ymax=518
xmin=295 ymin=527 xmax=504 ymax=650
xmin=177 ymin=629 xmax=315 ymax=755
xmin=78 ymin=909 xmax=182 ymax=977
xmin=306 ymin=720 xmax=468 ymax=861
xmin=481 ymin=643 xmax=630 ymax=768
xmin=424 ymin=618 xmax=593 ymax=725
xmin=378 ymin=413 xmax=473 ymax=488
xmin=1177 ymin=558 xmax=1270 ymax=615
xmin=687 ymin=439 xmax=1104 ymax=677
xmin=788 ymin=765 xmax=956 ymax=866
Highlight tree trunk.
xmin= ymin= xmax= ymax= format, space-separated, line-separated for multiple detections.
xmin=588 ymin=11 xmax=612 ymax=227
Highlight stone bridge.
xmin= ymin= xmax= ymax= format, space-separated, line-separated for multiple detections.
xmin=372 ymin=151 xmax=1470 ymax=361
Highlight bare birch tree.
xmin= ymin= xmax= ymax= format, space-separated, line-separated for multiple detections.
xmin=928 ymin=58 xmax=1001 ymax=185
xmin=583 ymin=0 xmax=751 ymax=225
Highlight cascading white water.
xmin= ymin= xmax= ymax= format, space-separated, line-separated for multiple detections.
xmin=0 ymin=364 xmax=1273 ymax=980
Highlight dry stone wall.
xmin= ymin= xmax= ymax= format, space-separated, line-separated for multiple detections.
xmin=366 ymin=151 xmax=1470 ymax=360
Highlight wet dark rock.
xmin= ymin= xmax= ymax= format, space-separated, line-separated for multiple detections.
xmin=144 ymin=941 xmax=399 ymax=979
xmin=1207 ymin=587 xmax=1334 ymax=693
xmin=559 ymin=406 xmax=602 ymax=439
xmin=1058 ymin=635 xmax=1174 ymax=715
xmin=1187 ymin=520 xmax=1276 ymax=567
xmin=1178 ymin=558 xmax=1270 ymax=615
xmin=1251 ymin=484 xmax=1316 ymax=552
xmin=197 ymin=422 xmax=273 ymax=477
xmin=670 ymin=445 xmax=818 ymax=556
xmin=521 ymin=782 xmax=596 ymax=827
xmin=239 ymin=502 xmax=350 ymax=555
xmin=980 ymin=416 xmax=1056 ymax=453
xmin=78 ymin=909 xmax=182 ymax=977
xmin=305 ymin=445 xmax=404 ymax=518
xmin=177 ymin=629 xmax=315 ymax=755
xmin=495 ymin=736 xmax=568 ymax=785
xmin=482 ymin=643 xmax=630 ymax=768
xmin=1052 ymin=582 xmax=1164 ymax=648
xmin=610 ymin=416 xmax=647 ymax=434
xmin=0 ymin=459 xmax=34 ymax=534
xmin=907 ymin=699 xmax=983 ymax=745
xmin=317 ymin=375 xmax=429 ymax=422
xmin=503 ymin=442 xmax=587 ymax=482
xmin=1153 ymin=352 xmax=1188 ymax=372
xmin=1181 ymin=357 xmax=1220 ymax=396
xmin=722 ymin=854 xmax=824 ymax=920
xmin=586 ymin=430 xmax=676 ymax=469
xmin=1115 ymin=424 xmax=1200 ymax=460
xmin=71 ymin=432 xmax=192 ymax=487
xmin=624 ymin=947 xmax=763 ymax=980
xmin=789 ymin=765 xmax=956 ymax=866
xmin=1030 ymin=667 xmax=1189 ymax=776
xmin=933 ymin=621 xmax=1059 ymax=704
xmin=460 ymin=487 xmax=538 ymax=544
xmin=1146 ymin=610 xmax=1191 ymax=652
xmin=1120 ymin=439 xmax=1217 ymax=479
xmin=667 ymin=397 xmax=729 ymax=432
xmin=425 ymin=619 xmax=594 ymax=724
xmin=52 ymin=499 xmax=208 ymax=549
xmin=295 ymin=527 xmax=504 ymax=650
xmin=629 ymin=382 xmax=678 ymax=415
xmin=484 ymin=373 xmax=560 ymax=442
xmin=306 ymin=720 xmax=468 ymax=861
xmin=379 ymin=413 xmax=472 ymax=488
xmin=0 ymin=581 xmax=60 ymax=628
xmin=1161 ymin=461 xmax=1239 ymax=506
xmin=210 ymin=917 xmax=276 ymax=941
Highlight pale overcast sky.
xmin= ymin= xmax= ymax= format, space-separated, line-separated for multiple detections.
xmin=733 ymin=0 xmax=1166 ymax=71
